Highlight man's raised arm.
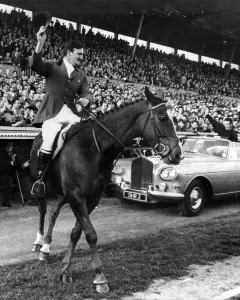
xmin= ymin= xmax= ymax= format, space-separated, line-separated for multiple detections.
xmin=32 ymin=26 xmax=52 ymax=77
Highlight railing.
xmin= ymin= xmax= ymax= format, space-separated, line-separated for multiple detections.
xmin=0 ymin=126 xmax=41 ymax=139
xmin=1 ymin=127 xmax=240 ymax=142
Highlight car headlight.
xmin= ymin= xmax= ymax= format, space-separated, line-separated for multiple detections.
xmin=160 ymin=167 xmax=177 ymax=180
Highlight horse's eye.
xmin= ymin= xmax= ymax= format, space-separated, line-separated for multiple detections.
xmin=159 ymin=116 xmax=168 ymax=121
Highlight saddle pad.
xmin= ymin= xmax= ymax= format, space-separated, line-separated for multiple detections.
xmin=52 ymin=123 xmax=73 ymax=159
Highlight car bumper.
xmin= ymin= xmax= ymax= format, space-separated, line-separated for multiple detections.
xmin=123 ymin=189 xmax=184 ymax=203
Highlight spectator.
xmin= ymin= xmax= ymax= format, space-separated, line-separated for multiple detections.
xmin=176 ymin=119 xmax=186 ymax=132
xmin=188 ymin=120 xmax=199 ymax=133
xmin=3 ymin=52 xmax=12 ymax=65
xmin=200 ymin=123 xmax=211 ymax=133
xmin=11 ymin=47 xmax=21 ymax=67
xmin=206 ymin=115 xmax=238 ymax=142
xmin=0 ymin=141 xmax=37 ymax=207
xmin=11 ymin=98 xmax=24 ymax=121
xmin=0 ymin=6 xmax=240 ymax=136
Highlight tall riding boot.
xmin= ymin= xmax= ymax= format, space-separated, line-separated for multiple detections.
xmin=31 ymin=151 xmax=52 ymax=197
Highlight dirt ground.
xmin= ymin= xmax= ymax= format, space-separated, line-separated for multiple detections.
xmin=122 ymin=256 xmax=240 ymax=300
xmin=1 ymin=197 xmax=240 ymax=300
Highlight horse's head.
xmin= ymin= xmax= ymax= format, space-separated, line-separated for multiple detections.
xmin=135 ymin=87 xmax=182 ymax=165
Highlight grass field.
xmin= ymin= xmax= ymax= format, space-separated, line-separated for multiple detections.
xmin=1 ymin=212 xmax=240 ymax=300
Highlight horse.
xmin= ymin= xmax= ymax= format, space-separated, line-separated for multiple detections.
xmin=30 ymin=86 xmax=182 ymax=293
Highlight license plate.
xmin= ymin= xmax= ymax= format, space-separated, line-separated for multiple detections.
xmin=124 ymin=191 xmax=147 ymax=202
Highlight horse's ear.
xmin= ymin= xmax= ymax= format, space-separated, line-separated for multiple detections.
xmin=145 ymin=86 xmax=165 ymax=105
xmin=145 ymin=86 xmax=153 ymax=101
xmin=156 ymin=89 xmax=168 ymax=103
xmin=156 ymin=89 xmax=164 ymax=101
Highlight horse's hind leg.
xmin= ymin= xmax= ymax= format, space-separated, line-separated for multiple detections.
xmin=38 ymin=194 xmax=66 ymax=261
xmin=32 ymin=196 xmax=46 ymax=252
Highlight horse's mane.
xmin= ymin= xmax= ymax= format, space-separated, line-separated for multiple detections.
xmin=67 ymin=98 xmax=146 ymax=139
xmin=85 ymin=98 xmax=144 ymax=122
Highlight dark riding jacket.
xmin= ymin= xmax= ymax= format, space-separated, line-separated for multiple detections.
xmin=31 ymin=51 xmax=93 ymax=126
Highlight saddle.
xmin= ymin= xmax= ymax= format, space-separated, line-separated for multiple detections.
xmin=34 ymin=122 xmax=83 ymax=160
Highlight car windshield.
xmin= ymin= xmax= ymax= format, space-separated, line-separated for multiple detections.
xmin=182 ymin=138 xmax=229 ymax=158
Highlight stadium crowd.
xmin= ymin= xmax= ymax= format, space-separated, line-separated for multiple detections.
xmin=0 ymin=7 xmax=240 ymax=134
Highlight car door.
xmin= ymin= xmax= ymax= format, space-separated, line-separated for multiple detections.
xmin=208 ymin=159 xmax=234 ymax=196
xmin=205 ymin=140 xmax=235 ymax=196
xmin=230 ymin=142 xmax=240 ymax=194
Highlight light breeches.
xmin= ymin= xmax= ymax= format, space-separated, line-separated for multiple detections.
xmin=41 ymin=104 xmax=81 ymax=152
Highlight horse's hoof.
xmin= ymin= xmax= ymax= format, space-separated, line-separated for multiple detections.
xmin=95 ymin=283 xmax=109 ymax=293
xmin=93 ymin=272 xmax=107 ymax=285
xmin=60 ymin=273 xmax=73 ymax=284
xmin=32 ymin=244 xmax=42 ymax=252
xmin=38 ymin=251 xmax=49 ymax=261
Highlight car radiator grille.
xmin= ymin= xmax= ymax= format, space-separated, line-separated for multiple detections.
xmin=131 ymin=157 xmax=153 ymax=190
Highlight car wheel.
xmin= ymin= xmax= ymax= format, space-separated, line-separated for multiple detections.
xmin=178 ymin=179 xmax=206 ymax=217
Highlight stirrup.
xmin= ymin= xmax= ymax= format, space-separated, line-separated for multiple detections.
xmin=31 ymin=180 xmax=45 ymax=197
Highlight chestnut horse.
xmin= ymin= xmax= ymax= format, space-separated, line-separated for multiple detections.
xmin=30 ymin=87 xmax=182 ymax=293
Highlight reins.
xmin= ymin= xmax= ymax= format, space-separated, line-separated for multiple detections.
xmin=77 ymin=100 xmax=180 ymax=163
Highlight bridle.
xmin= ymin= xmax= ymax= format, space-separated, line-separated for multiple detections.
xmin=78 ymin=100 xmax=180 ymax=161
xmin=137 ymin=102 xmax=181 ymax=160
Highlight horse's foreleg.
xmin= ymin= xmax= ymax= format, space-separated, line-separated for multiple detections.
xmin=67 ymin=199 xmax=109 ymax=293
xmin=32 ymin=196 xmax=47 ymax=252
xmin=38 ymin=195 xmax=66 ymax=261
xmin=61 ymin=220 xmax=83 ymax=283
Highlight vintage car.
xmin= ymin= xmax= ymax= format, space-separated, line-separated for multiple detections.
xmin=111 ymin=134 xmax=240 ymax=217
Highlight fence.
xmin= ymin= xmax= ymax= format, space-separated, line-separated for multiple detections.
xmin=0 ymin=60 xmax=34 ymax=77
xmin=0 ymin=126 xmax=41 ymax=140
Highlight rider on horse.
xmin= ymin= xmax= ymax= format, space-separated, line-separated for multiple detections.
xmin=31 ymin=26 xmax=93 ymax=197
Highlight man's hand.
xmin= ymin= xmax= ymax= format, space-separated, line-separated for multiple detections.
xmin=77 ymin=98 xmax=89 ymax=112
xmin=11 ymin=154 xmax=16 ymax=165
xmin=22 ymin=160 xmax=30 ymax=168
xmin=12 ymin=120 xmax=24 ymax=127
xmin=79 ymin=98 xmax=89 ymax=107
xmin=35 ymin=26 xmax=46 ymax=54
xmin=37 ymin=26 xmax=47 ymax=44
xmin=24 ymin=109 xmax=29 ymax=118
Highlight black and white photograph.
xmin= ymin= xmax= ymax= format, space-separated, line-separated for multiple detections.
xmin=1 ymin=1 xmax=240 ymax=299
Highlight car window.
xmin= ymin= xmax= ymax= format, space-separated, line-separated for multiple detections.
xmin=182 ymin=139 xmax=196 ymax=152
xmin=235 ymin=143 xmax=240 ymax=160
xmin=183 ymin=138 xmax=229 ymax=158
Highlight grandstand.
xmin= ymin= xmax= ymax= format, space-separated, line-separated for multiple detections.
xmin=0 ymin=0 xmax=240 ymax=139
